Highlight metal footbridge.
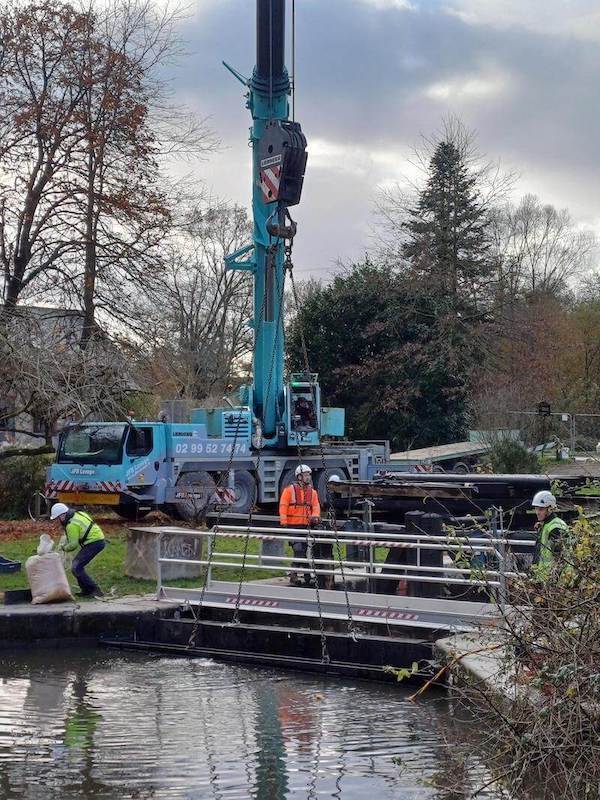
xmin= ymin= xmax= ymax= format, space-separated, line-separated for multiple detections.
xmin=158 ymin=579 xmax=499 ymax=635
xmin=104 ymin=512 xmax=536 ymax=680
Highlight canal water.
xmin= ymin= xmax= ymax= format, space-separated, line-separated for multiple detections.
xmin=0 ymin=649 xmax=495 ymax=799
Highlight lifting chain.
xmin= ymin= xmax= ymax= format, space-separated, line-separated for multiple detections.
xmin=187 ymin=404 xmax=246 ymax=648
xmin=232 ymin=233 xmax=287 ymax=626
xmin=288 ymin=264 xmax=360 ymax=642
xmin=189 ymin=242 xmax=275 ymax=645
xmin=230 ymin=253 xmax=273 ymax=626
xmin=282 ymin=232 xmax=331 ymax=663
xmin=307 ymin=525 xmax=331 ymax=664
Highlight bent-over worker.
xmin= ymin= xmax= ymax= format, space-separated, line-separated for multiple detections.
xmin=279 ymin=464 xmax=320 ymax=586
xmin=50 ymin=503 xmax=106 ymax=597
xmin=531 ymin=490 xmax=569 ymax=580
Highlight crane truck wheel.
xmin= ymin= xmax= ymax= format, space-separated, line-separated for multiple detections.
xmin=452 ymin=462 xmax=469 ymax=474
xmin=278 ymin=469 xmax=296 ymax=493
xmin=228 ymin=469 xmax=257 ymax=514
xmin=315 ymin=468 xmax=349 ymax=509
xmin=174 ymin=470 xmax=216 ymax=522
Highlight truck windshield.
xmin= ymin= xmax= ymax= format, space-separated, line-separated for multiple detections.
xmin=58 ymin=424 xmax=127 ymax=465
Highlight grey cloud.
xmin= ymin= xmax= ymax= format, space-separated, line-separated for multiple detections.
xmin=171 ymin=0 xmax=600 ymax=269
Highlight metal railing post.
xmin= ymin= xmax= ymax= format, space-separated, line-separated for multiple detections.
xmin=207 ymin=533 xmax=214 ymax=587
xmin=156 ymin=531 xmax=163 ymax=599
xmin=363 ymin=500 xmax=374 ymax=592
xmin=493 ymin=507 xmax=508 ymax=610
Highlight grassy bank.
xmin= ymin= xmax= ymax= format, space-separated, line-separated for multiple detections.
xmin=0 ymin=518 xmax=287 ymax=599
xmin=0 ymin=514 xmax=391 ymax=600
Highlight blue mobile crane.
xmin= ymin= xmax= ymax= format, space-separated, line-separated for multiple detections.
xmin=46 ymin=0 xmax=389 ymax=520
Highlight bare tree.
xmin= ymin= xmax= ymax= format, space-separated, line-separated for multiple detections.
xmin=0 ymin=0 xmax=217 ymax=336
xmin=0 ymin=1 xmax=90 ymax=308
xmin=135 ymin=198 xmax=254 ymax=402
xmin=491 ymin=194 xmax=596 ymax=303
xmin=0 ymin=306 xmax=138 ymax=458
xmin=71 ymin=0 xmax=216 ymax=346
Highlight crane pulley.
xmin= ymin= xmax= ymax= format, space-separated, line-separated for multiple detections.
xmin=258 ymin=119 xmax=307 ymax=207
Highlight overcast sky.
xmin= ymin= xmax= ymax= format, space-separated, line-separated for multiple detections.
xmin=169 ymin=0 xmax=600 ymax=278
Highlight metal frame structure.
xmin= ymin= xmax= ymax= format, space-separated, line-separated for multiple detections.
xmin=150 ymin=512 xmax=535 ymax=634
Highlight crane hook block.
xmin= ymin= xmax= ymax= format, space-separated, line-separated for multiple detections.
xmin=258 ymin=119 xmax=307 ymax=206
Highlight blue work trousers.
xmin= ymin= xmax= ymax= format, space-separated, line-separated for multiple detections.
xmin=72 ymin=540 xmax=106 ymax=595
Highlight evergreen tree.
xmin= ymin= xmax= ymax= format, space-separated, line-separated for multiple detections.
xmin=287 ymin=136 xmax=495 ymax=449
xmin=400 ymin=139 xmax=494 ymax=440
xmin=402 ymin=140 xmax=491 ymax=308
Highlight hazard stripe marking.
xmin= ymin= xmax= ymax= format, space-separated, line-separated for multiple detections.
xmin=260 ymin=165 xmax=281 ymax=200
xmin=225 ymin=597 xmax=279 ymax=608
xmin=357 ymin=608 xmax=418 ymax=620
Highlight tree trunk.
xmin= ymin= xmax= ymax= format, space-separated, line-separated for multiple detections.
xmin=80 ymin=147 xmax=97 ymax=349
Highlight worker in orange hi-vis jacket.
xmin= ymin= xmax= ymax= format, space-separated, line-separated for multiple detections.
xmin=279 ymin=464 xmax=320 ymax=586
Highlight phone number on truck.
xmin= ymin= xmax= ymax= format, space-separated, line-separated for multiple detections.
xmin=173 ymin=441 xmax=248 ymax=456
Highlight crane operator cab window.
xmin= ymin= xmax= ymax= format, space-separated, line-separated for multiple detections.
xmin=288 ymin=374 xmax=321 ymax=446
xmin=291 ymin=395 xmax=317 ymax=433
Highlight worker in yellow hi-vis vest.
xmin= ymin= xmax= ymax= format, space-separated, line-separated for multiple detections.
xmin=50 ymin=503 xmax=106 ymax=597
xmin=531 ymin=490 xmax=569 ymax=580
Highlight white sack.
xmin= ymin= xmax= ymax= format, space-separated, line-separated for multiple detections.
xmin=36 ymin=533 xmax=54 ymax=555
xmin=26 ymin=553 xmax=73 ymax=604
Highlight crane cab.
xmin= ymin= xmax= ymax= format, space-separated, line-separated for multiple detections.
xmin=286 ymin=373 xmax=346 ymax=447
xmin=287 ymin=373 xmax=320 ymax=446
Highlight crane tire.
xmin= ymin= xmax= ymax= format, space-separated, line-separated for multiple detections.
xmin=452 ymin=462 xmax=469 ymax=474
xmin=315 ymin=467 xmax=349 ymax=508
xmin=174 ymin=470 xmax=216 ymax=522
xmin=228 ymin=469 xmax=257 ymax=514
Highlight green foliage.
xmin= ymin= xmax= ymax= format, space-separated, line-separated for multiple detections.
xmin=383 ymin=661 xmax=421 ymax=682
xmin=288 ymin=137 xmax=493 ymax=450
xmin=122 ymin=391 xmax=160 ymax=421
xmin=486 ymin=438 xmax=540 ymax=473
xmin=402 ymin=140 xmax=492 ymax=304
xmin=479 ymin=515 xmax=600 ymax=797
xmin=0 ymin=455 xmax=51 ymax=518
xmin=287 ymin=261 xmax=473 ymax=447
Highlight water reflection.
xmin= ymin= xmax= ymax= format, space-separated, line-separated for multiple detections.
xmin=0 ymin=650 xmax=496 ymax=799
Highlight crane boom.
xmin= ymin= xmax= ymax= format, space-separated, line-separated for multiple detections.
xmin=225 ymin=0 xmax=307 ymax=447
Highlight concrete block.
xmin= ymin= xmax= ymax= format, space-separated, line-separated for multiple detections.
xmin=125 ymin=529 xmax=203 ymax=580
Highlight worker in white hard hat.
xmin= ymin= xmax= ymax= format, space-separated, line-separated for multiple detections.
xmin=50 ymin=503 xmax=106 ymax=597
xmin=279 ymin=464 xmax=320 ymax=586
xmin=530 ymin=490 xmax=569 ymax=579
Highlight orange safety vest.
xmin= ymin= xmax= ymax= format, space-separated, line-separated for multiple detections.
xmin=279 ymin=482 xmax=320 ymax=527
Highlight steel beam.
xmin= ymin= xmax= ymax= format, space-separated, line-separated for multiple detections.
xmin=158 ymin=581 xmax=498 ymax=633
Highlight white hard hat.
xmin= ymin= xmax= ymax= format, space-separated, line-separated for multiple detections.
xmin=295 ymin=464 xmax=312 ymax=477
xmin=328 ymin=474 xmax=342 ymax=482
xmin=50 ymin=502 xmax=70 ymax=520
xmin=532 ymin=490 xmax=556 ymax=508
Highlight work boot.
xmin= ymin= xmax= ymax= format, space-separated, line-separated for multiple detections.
xmin=288 ymin=572 xmax=302 ymax=587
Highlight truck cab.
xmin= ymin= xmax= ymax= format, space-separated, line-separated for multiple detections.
xmin=46 ymin=422 xmax=169 ymax=518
